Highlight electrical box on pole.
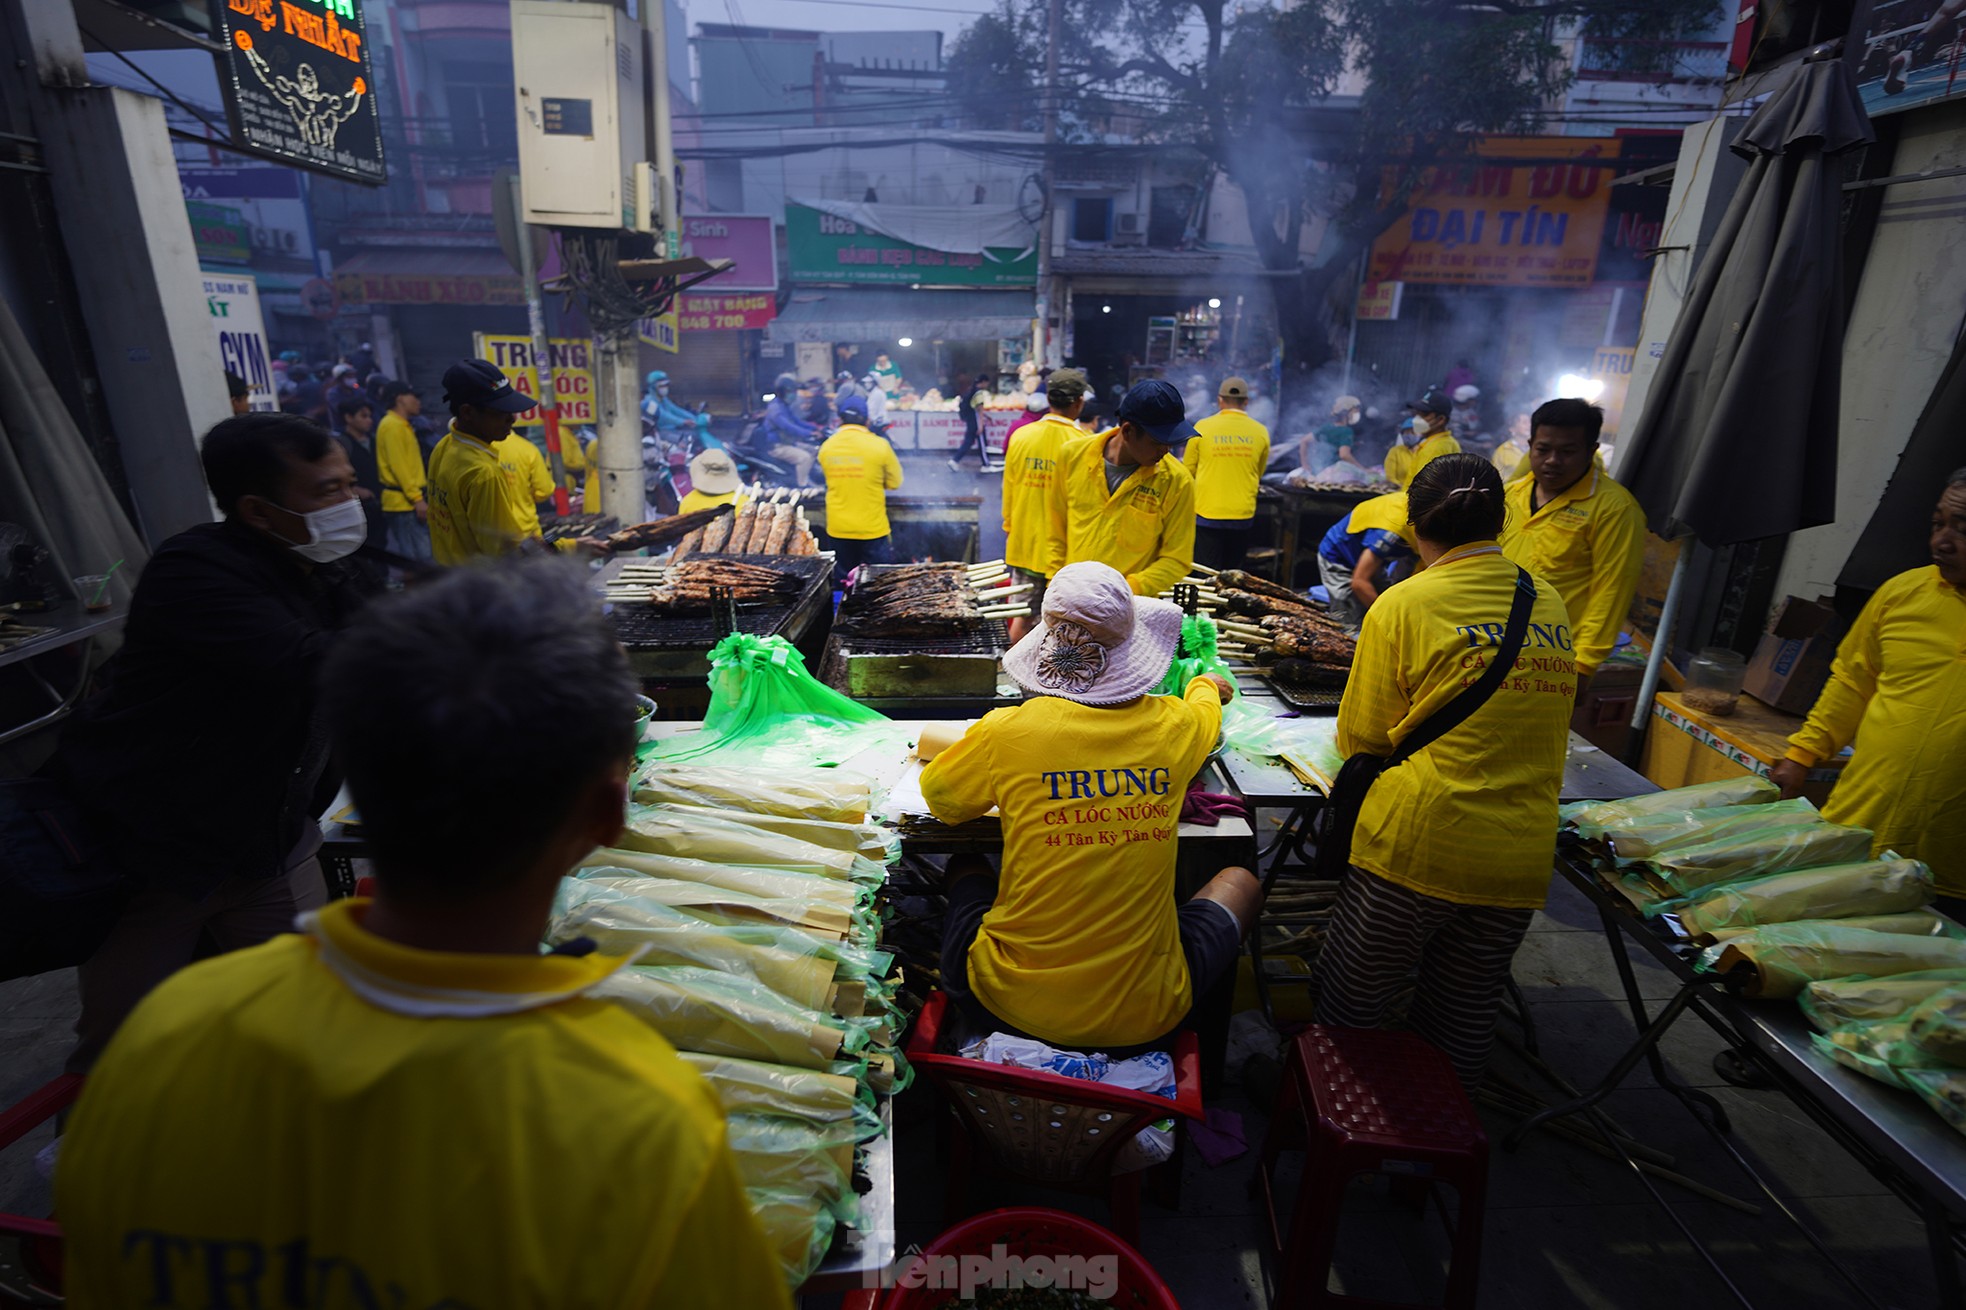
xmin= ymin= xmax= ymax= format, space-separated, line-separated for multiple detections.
xmin=512 ymin=1 xmax=653 ymax=232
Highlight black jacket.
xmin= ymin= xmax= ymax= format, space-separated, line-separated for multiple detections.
xmin=55 ymin=520 xmax=378 ymax=895
xmin=336 ymin=431 xmax=387 ymax=548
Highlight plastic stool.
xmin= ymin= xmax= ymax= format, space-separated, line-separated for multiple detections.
xmin=1256 ymin=1026 xmax=1488 ymax=1309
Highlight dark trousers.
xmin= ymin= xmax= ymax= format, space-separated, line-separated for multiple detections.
xmin=1194 ymin=521 xmax=1253 ymax=571
xmin=831 ymin=533 xmax=893 ymax=584
xmin=954 ymin=415 xmax=985 ymax=463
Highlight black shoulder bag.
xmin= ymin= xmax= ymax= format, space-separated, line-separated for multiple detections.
xmin=1316 ymin=567 xmax=1539 ymax=880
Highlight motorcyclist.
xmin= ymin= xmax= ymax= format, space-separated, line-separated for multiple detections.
xmin=643 ymin=370 xmax=720 ymax=449
xmin=760 ymin=374 xmax=819 ymax=488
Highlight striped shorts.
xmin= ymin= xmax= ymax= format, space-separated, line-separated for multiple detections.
xmin=1313 ymin=866 xmax=1535 ymax=1086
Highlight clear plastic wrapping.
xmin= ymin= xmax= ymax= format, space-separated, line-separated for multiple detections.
xmin=1706 ymin=911 xmax=1951 ymax=944
xmin=1907 ymin=989 xmax=1966 ymax=1068
xmin=1671 ymin=858 xmax=1935 ymax=935
xmin=641 ymin=801 xmax=900 ymax=863
xmin=569 ymin=863 xmax=871 ymax=942
xmin=620 ymin=806 xmax=868 ymax=880
xmin=1800 ymin=970 xmax=1966 ymax=1030
xmin=1562 ymin=776 xmax=1780 ymax=837
xmin=1903 ymin=1068 xmax=1966 ymax=1138
xmin=1701 ymin=923 xmax=1966 ymax=999
xmin=1635 ymin=820 xmax=1876 ymax=897
xmin=677 ymin=1050 xmax=880 ymax=1140
xmin=726 ymin=1111 xmax=857 ymax=1202
xmin=590 ymin=964 xmax=861 ymax=1070
xmin=634 ymin=763 xmax=874 ymax=825
xmin=746 ymin=1188 xmax=838 ymax=1287
xmin=1597 ymin=798 xmax=1822 ymax=862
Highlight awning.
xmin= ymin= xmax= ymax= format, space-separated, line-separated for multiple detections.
xmin=333 ymin=249 xmax=525 ymax=308
xmin=765 ymin=289 xmax=1033 ymax=345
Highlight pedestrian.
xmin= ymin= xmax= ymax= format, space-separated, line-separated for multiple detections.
xmin=951 ymin=371 xmax=997 ymax=472
xmin=1449 ymin=384 xmax=1483 ymax=447
xmin=1772 ymin=470 xmax=1966 ymax=904
xmin=860 ymin=372 xmax=890 ymax=435
xmin=323 ymin=363 xmax=365 ymax=433
xmin=1183 ymin=376 xmax=1271 ymax=571
xmin=334 ymin=395 xmax=387 ymax=550
xmin=55 ymin=561 xmax=791 ymax=1310
xmin=1316 ymin=491 xmax=1418 ymax=625
xmin=762 ymin=374 xmax=820 ymax=488
xmin=1045 ymin=379 xmax=1197 ymax=596
xmin=1444 ymin=358 xmax=1476 ymax=395
xmin=921 ymin=561 xmax=1260 ymax=1050
xmin=1497 ymin=398 xmax=1647 ymax=695
xmin=1385 ymin=389 xmax=1460 ymax=488
xmin=376 ymin=381 xmax=432 ymax=562
xmin=818 ymin=392 xmax=903 ymax=583
xmin=801 ymin=377 xmax=831 ymax=429
xmin=283 ymin=365 xmax=322 ymax=419
xmin=52 ymin=414 xmax=381 ymax=1073
xmin=1303 ymin=395 xmax=1365 ymax=476
xmin=226 ymin=371 xmax=252 ymax=416
xmin=1315 ymin=454 xmax=1576 ymax=1086
xmin=1004 ymin=390 xmax=1048 ymax=446
xmin=1001 ymin=368 xmax=1088 ymax=642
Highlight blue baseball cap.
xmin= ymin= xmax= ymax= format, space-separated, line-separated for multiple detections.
xmin=442 ymin=358 xmax=536 ymax=414
xmin=836 ymin=393 xmax=869 ymax=421
xmin=1115 ymin=379 xmax=1196 ymax=447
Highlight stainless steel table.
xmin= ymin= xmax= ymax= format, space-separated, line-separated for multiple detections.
xmin=0 ymin=602 xmax=123 ymax=747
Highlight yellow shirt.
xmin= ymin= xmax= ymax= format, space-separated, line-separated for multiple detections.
xmin=920 ymin=678 xmax=1223 ymax=1047
xmin=1338 ymin=543 xmax=1577 ymax=907
xmin=494 ymin=434 xmax=555 ymax=538
xmin=679 ymin=488 xmax=742 ymax=516
xmin=1002 ymin=413 xmax=1077 ymax=575
xmin=817 ymin=424 xmax=903 ymax=540
xmin=1413 ymin=429 xmax=1461 ymax=476
xmin=1492 ymin=437 xmax=1529 ymax=482
xmin=375 ymin=411 xmax=426 ymax=513
xmin=56 ymin=899 xmax=790 ymax=1310
xmin=1046 ymin=432 xmax=1197 ymax=595
xmin=1499 ymin=466 xmax=1647 ymax=676
xmin=1345 ymin=490 xmax=1412 ymax=542
xmin=1183 ymin=409 xmax=1271 ymax=521
xmin=1786 ymin=566 xmax=1966 ymax=895
xmin=582 ymin=437 xmax=601 ymax=511
xmin=427 ymin=427 xmax=536 ymax=563
xmin=559 ymin=431 xmax=588 ymax=492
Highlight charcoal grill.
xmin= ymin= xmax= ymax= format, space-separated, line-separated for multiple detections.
xmin=821 ymin=618 xmax=1014 ymax=708
xmin=603 ymin=553 xmax=834 ymax=682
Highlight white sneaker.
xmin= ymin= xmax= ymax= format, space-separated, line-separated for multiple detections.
xmin=981 ymin=463 xmax=1003 ymax=474
xmin=947 ymin=458 xmax=961 ymax=472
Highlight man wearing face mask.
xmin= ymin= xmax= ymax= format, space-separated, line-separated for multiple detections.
xmin=53 ymin=414 xmax=382 ymax=1072
xmin=1385 ymin=389 xmax=1460 ymax=488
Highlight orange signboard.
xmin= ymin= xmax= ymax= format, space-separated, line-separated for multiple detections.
xmin=1366 ymin=138 xmax=1621 ymax=288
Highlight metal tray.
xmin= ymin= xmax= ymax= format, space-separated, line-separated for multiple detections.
xmin=605 ymin=554 xmax=832 ymax=650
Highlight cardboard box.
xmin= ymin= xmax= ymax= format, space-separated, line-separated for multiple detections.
xmin=1743 ymin=595 xmax=1843 ymax=715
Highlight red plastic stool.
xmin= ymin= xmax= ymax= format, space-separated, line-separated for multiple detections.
xmin=1256 ymin=1026 xmax=1487 ymax=1309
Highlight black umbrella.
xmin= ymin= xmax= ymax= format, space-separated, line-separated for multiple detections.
xmin=1620 ymin=50 xmax=1874 ymax=546
xmin=1616 ymin=50 xmax=1873 ymax=761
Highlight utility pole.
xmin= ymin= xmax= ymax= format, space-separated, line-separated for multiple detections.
xmin=1033 ymin=0 xmax=1062 ymax=368
xmin=509 ymin=173 xmax=570 ymax=515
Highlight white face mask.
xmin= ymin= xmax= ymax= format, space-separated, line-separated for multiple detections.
xmin=277 ymin=496 xmax=367 ymax=563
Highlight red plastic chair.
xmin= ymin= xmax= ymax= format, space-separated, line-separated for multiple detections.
xmin=877 ymin=1206 xmax=1180 ymax=1309
xmin=905 ymin=991 xmax=1204 ymax=1245
xmin=0 ymin=1075 xmax=81 ymax=1308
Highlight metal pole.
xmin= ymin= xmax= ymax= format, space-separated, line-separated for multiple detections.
xmin=649 ymin=0 xmax=678 ymax=250
xmin=510 ymin=173 xmax=570 ymax=516
xmin=596 ymin=332 xmax=644 ymax=525
xmin=1341 ymin=251 xmax=1368 ymax=394
xmin=1625 ymin=538 xmax=1694 ymax=767
xmin=1033 ymin=0 xmax=1062 ymax=368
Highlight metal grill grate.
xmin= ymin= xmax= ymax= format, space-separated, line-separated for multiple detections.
xmin=838 ymin=620 xmax=1009 ymax=656
xmin=605 ymin=554 xmax=831 ymax=650
xmin=1265 ymin=672 xmax=1347 ymax=713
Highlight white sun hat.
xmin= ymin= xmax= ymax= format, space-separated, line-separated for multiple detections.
xmin=1002 ymin=561 xmax=1184 ymax=706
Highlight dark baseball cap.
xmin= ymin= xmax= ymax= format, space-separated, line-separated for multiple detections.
xmin=1409 ymin=388 xmax=1452 ymax=416
xmin=381 ymin=380 xmax=419 ymax=405
xmin=836 ymin=392 xmax=868 ymax=420
xmin=442 ymin=359 xmax=536 ymax=414
xmin=1114 ymin=379 xmax=1196 ymax=447
xmin=1218 ymin=376 xmax=1249 ymax=400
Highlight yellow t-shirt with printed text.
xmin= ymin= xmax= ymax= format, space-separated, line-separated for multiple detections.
xmin=1183 ymin=409 xmax=1271 ymax=521
xmin=920 ymin=678 xmax=1223 ymax=1048
xmin=1002 ymin=413 xmax=1078 ymax=575
xmin=1046 ymin=433 xmax=1197 ymax=596
xmin=1499 ymin=466 xmax=1647 ymax=676
xmin=1338 ymin=543 xmax=1576 ymax=908
xmin=426 ymin=428 xmax=534 ymax=564
xmin=817 ymin=424 xmax=903 ymax=540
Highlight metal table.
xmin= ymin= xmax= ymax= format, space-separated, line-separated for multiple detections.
xmin=800 ymin=1101 xmax=896 ymax=1294
xmin=0 ymin=603 xmax=123 ymax=747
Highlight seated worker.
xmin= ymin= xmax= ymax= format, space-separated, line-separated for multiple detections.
xmin=494 ymin=426 xmax=556 ymax=538
xmin=679 ymin=447 xmax=746 ymax=515
xmin=1184 ymin=376 xmax=1272 ymax=570
xmin=761 ymin=374 xmax=819 ymax=488
xmin=426 ymin=361 xmax=602 ymax=562
xmin=1303 ymin=395 xmax=1365 ymax=476
xmin=1316 ymin=490 xmax=1417 ymax=624
xmin=1001 ymin=367 xmax=1089 ymax=641
xmin=921 ymin=561 xmax=1262 ymax=1051
xmin=56 ymin=561 xmax=791 ymax=1310
xmin=1497 ymin=398 xmax=1646 ymax=693
xmin=1045 ymin=379 xmax=1198 ymax=597
xmin=1385 ymin=389 xmax=1460 ymax=487
xmin=817 ymin=391 xmax=903 ymax=581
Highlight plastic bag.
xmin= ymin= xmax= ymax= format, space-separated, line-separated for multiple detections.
xmin=1671 ymin=857 xmax=1934 ymax=934
xmin=641 ymin=633 xmax=910 ymax=769
xmin=620 ymin=806 xmax=870 ymax=881
xmin=1635 ymin=820 xmax=1875 ymax=897
xmin=1562 ymin=776 xmax=1779 ymax=836
xmin=746 ymin=1188 xmax=839 ymax=1287
xmin=565 ymin=871 xmax=875 ymax=946
xmin=591 ymin=963 xmax=862 ymax=1070
xmin=1903 ymin=1068 xmax=1966 ymax=1138
xmin=1595 ymin=798 xmax=1822 ymax=862
xmin=643 ymin=801 xmax=900 ymax=863
xmin=1800 ymin=969 xmax=1966 ymax=1030
xmin=634 ymin=763 xmax=874 ymax=824
xmin=1700 ymin=923 xmax=1966 ymax=999
xmin=678 ymin=1050 xmax=881 ymax=1140
xmin=1708 ymin=910 xmax=1952 ymax=944
xmin=1907 ymin=989 xmax=1966 ymax=1068
xmin=575 ymin=849 xmax=869 ymax=914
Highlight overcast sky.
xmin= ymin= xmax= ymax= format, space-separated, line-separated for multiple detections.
xmin=684 ymin=0 xmax=993 ymax=41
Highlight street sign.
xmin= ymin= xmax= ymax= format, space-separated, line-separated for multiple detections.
xmin=637 ymin=312 xmax=679 ymax=353
xmin=213 ymin=0 xmax=387 ymax=185
xmin=472 ymin=335 xmax=597 ymax=429
xmin=203 ymin=273 xmax=278 ymax=412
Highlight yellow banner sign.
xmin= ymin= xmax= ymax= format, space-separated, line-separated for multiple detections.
xmin=471 ymin=334 xmax=596 ymax=429
xmin=1367 ymin=138 xmax=1621 ymax=288
xmin=1356 ymin=280 xmax=1403 ymax=321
